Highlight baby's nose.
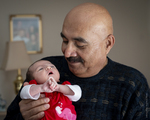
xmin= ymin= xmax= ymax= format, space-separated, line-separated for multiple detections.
xmin=46 ymin=66 xmax=52 ymax=70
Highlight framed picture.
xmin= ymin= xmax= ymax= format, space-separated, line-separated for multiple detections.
xmin=10 ymin=15 xmax=43 ymax=54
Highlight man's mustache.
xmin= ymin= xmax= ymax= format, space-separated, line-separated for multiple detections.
xmin=66 ymin=57 xmax=84 ymax=63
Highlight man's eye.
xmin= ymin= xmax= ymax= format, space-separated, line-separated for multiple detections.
xmin=76 ymin=44 xmax=86 ymax=49
xmin=63 ymin=40 xmax=68 ymax=44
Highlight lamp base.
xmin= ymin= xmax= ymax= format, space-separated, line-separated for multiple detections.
xmin=14 ymin=72 xmax=24 ymax=94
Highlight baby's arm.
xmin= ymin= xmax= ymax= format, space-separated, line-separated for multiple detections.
xmin=48 ymin=78 xmax=82 ymax=102
xmin=46 ymin=77 xmax=82 ymax=101
xmin=20 ymin=83 xmax=46 ymax=100
xmin=20 ymin=78 xmax=82 ymax=101
xmin=47 ymin=77 xmax=74 ymax=95
xmin=64 ymin=85 xmax=82 ymax=102
xmin=20 ymin=79 xmax=54 ymax=100
xmin=20 ymin=84 xmax=41 ymax=100
xmin=29 ymin=84 xmax=43 ymax=97
xmin=56 ymin=84 xmax=75 ymax=95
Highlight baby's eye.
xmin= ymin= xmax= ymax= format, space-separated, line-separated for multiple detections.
xmin=38 ymin=68 xmax=43 ymax=71
xmin=51 ymin=66 xmax=55 ymax=68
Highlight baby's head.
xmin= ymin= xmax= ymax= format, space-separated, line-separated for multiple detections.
xmin=26 ymin=60 xmax=60 ymax=84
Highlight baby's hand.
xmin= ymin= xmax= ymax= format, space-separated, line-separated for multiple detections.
xmin=41 ymin=77 xmax=58 ymax=92
xmin=49 ymin=77 xmax=58 ymax=91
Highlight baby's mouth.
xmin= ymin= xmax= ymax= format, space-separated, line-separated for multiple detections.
xmin=49 ymin=72 xmax=53 ymax=75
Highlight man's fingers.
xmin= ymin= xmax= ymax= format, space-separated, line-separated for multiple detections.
xmin=20 ymin=94 xmax=46 ymax=105
xmin=23 ymin=82 xmax=29 ymax=86
xmin=28 ymin=112 xmax=45 ymax=120
xmin=26 ymin=98 xmax=50 ymax=110
xmin=22 ymin=103 xmax=50 ymax=120
xmin=40 ymin=94 xmax=45 ymax=98
xmin=19 ymin=97 xmax=50 ymax=120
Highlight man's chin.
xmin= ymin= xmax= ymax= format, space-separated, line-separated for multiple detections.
xmin=69 ymin=66 xmax=87 ymax=77
xmin=69 ymin=66 xmax=80 ymax=75
xmin=68 ymin=62 xmax=83 ymax=72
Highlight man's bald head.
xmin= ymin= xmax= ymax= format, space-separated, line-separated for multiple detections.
xmin=63 ymin=3 xmax=113 ymax=39
xmin=61 ymin=3 xmax=115 ymax=77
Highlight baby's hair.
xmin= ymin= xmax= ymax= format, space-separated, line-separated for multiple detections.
xmin=26 ymin=59 xmax=41 ymax=82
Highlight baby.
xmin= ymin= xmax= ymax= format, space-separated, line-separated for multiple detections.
xmin=20 ymin=60 xmax=82 ymax=120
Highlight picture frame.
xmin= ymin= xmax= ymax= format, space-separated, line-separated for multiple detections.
xmin=10 ymin=14 xmax=43 ymax=54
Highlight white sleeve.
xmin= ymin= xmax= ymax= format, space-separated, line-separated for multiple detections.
xmin=65 ymin=85 xmax=82 ymax=102
xmin=20 ymin=85 xmax=40 ymax=100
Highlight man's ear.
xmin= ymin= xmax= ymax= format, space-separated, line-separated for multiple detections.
xmin=105 ymin=34 xmax=115 ymax=54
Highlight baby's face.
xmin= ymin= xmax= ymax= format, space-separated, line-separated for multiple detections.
xmin=29 ymin=60 xmax=60 ymax=84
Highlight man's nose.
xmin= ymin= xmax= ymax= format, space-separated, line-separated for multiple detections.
xmin=64 ymin=43 xmax=77 ymax=58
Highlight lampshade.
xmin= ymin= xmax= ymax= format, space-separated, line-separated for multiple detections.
xmin=1 ymin=41 xmax=31 ymax=71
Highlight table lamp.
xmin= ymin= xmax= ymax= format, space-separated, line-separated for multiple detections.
xmin=1 ymin=41 xmax=32 ymax=94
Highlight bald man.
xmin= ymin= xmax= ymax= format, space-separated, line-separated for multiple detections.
xmin=5 ymin=3 xmax=149 ymax=120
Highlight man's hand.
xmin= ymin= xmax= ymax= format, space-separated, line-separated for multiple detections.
xmin=19 ymin=82 xmax=50 ymax=120
xmin=23 ymin=82 xmax=30 ymax=86
xmin=19 ymin=94 xmax=50 ymax=120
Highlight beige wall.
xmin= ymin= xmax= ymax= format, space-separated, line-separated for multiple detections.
xmin=0 ymin=0 xmax=149 ymax=110
xmin=149 ymin=0 xmax=150 ymax=47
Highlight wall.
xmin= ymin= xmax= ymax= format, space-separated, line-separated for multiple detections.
xmin=149 ymin=0 xmax=150 ymax=48
xmin=0 ymin=0 xmax=149 ymax=112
